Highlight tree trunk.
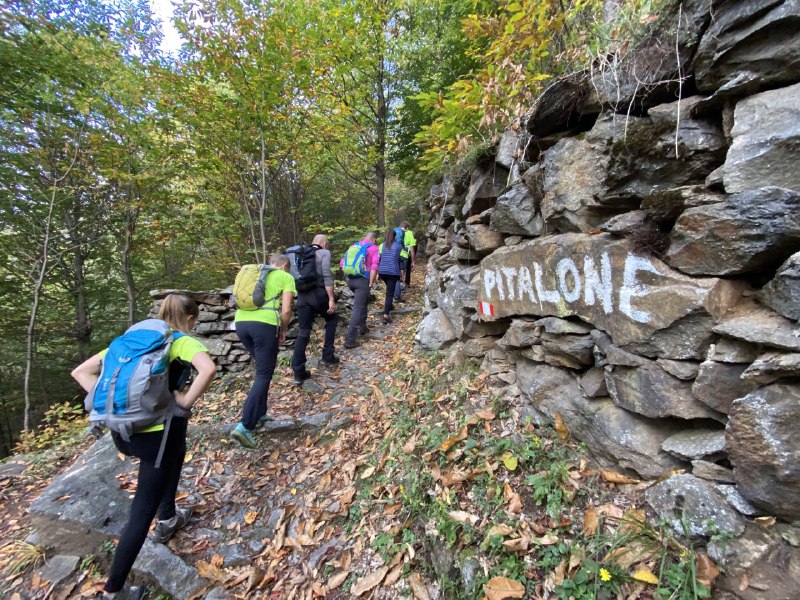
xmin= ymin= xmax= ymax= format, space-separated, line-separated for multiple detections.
xmin=121 ymin=207 xmax=139 ymax=328
xmin=374 ymin=26 xmax=388 ymax=228
xmin=23 ymin=187 xmax=56 ymax=433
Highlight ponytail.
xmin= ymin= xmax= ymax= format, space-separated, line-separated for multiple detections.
xmin=157 ymin=294 xmax=199 ymax=333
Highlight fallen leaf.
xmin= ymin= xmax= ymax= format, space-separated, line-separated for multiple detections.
xmin=438 ymin=426 xmax=468 ymax=452
xmin=554 ymin=412 xmax=569 ymax=441
xmin=197 ymin=560 xmax=227 ymax=583
xmin=484 ymin=576 xmax=525 ymax=600
xmin=738 ymin=573 xmax=749 ymax=592
xmin=403 ymin=437 xmax=417 ymax=455
xmin=600 ymin=469 xmax=640 ymax=484
xmin=244 ymin=510 xmax=258 ymax=525
xmin=501 ymin=452 xmax=518 ymax=471
xmin=531 ymin=534 xmax=559 ymax=545
xmin=448 ymin=510 xmax=479 ymax=525
xmin=409 ymin=572 xmax=431 ymax=599
xmin=351 ymin=566 xmax=389 ymax=596
xmin=695 ymin=553 xmax=719 ymax=589
xmin=582 ymin=507 xmax=599 ymax=536
xmin=475 ymin=409 xmax=496 ymax=420
xmin=503 ymin=536 xmax=529 ymax=552
xmin=486 ymin=524 xmax=515 ymax=538
xmin=327 ymin=570 xmax=349 ymax=590
xmin=654 ymin=468 xmax=686 ymax=483
xmin=631 ymin=569 xmax=659 ymax=584
xmin=754 ymin=516 xmax=776 ymax=527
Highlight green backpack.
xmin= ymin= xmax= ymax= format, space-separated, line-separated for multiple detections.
xmin=232 ymin=264 xmax=280 ymax=310
xmin=342 ymin=242 xmax=372 ymax=277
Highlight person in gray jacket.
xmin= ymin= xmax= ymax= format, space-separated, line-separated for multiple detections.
xmin=291 ymin=234 xmax=339 ymax=385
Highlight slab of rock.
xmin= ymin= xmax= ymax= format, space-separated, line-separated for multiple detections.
xmin=693 ymin=0 xmax=800 ymax=96
xmin=448 ymin=246 xmax=482 ymax=262
xmin=706 ymin=338 xmax=759 ymax=363
xmin=540 ymin=333 xmax=594 ymax=369
xmin=591 ymin=0 xmax=711 ymax=111
xmin=721 ymin=83 xmax=800 ymax=194
xmin=150 ymin=289 xmax=226 ymax=306
xmin=534 ymin=316 xmax=592 ymax=335
xmin=662 ymin=429 xmax=726 ymax=461
xmin=462 ymin=337 xmax=498 ymax=358
xmin=579 ymin=367 xmax=608 ymax=398
xmin=29 ymin=435 xmax=205 ymax=598
xmin=692 ymin=460 xmax=736 ymax=484
xmin=666 ymin=187 xmax=800 ymax=276
xmin=758 ymin=251 xmax=800 ymax=321
xmin=713 ymin=304 xmax=800 ymax=352
xmin=741 ymin=352 xmax=800 ymax=384
xmin=462 ymin=163 xmax=509 ymax=217
xmin=606 ymin=362 xmax=723 ymax=421
xmin=495 ymin=127 xmax=528 ymax=169
xmin=641 ymin=185 xmax=725 ymax=223
xmin=728 ymin=383 xmax=800 ymax=521
xmin=598 ymin=210 xmax=656 ymax=236
xmin=527 ymin=74 xmax=597 ymax=137
xmin=415 ymin=308 xmax=457 ymax=350
xmin=591 ymin=330 xmax=649 ymax=367
xmin=516 ymin=359 xmax=684 ymax=477
xmin=497 ymin=319 xmax=541 ymax=349
xmin=656 ymin=359 xmax=700 ymax=380
xmin=645 ymin=474 xmax=746 ymax=538
xmin=436 ymin=266 xmax=480 ymax=338
xmin=38 ymin=555 xmax=80 ymax=587
xmin=709 ymin=522 xmax=800 ymax=600
xmin=490 ymin=183 xmax=546 ymax=237
xmin=692 ymin=360 xmax=759 ymax=414
xmin=716 ymin=484 xmax=761 ymax=516
xmin=478 ymin=234 xmax=742 ymax=352
xmin=465 ymin=223 xmax=504 ymax=255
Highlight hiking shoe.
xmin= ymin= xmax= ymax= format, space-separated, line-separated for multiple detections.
xmin=358 ymin=326 xmax=370 ymax=336
xmin=152 ymin=506 xmax=193 ymax=544
xmin=343 ymin=340 xmax=359 ymax=349
xmin=320 ymin=354 xmax=340 ymax=366
xmin=382 ymin=315 xmax=391 ymax=324
xmin=101 ymin=585 xmax=145 ymax=600
xmin=231 ymin=422 xmax=257 ymax=448
xmin=395 ymin=296 xmax=405 ymax=303
xmin=255 ymin=414 xmax=274 ymax=430
xmin=293 ymin=370 xmax=312 ymax=385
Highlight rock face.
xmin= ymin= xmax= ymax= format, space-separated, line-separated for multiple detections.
xmin=477 ymin=234 xmax=741 ymax=351
xmin=665 ymin=187 xmax=800 ymax=276
xmin=758 ymin=251 xmax=800 ymax=320
xmin=29 ymin=436 xmax=206 ymax=599
xmin=645 ymin=474 xmax=746 ymax=538
xmin=415 ymin=308 xmax=457 ymax=350
xmin=720 ymin=83 xmax=800 ymax=194
xmin=693 ymin=0 xmax=800 ymax=96
xmin=727 ymin=384 xmax=800 ymax=521
xmin=540 ymin=111 xmax=725 ymax=233
xmin=420 ymin=0 xmax=800 ymax=535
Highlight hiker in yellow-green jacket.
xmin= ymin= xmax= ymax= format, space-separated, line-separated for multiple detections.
xmin=394 ymin=221 xmax=416 ymax=302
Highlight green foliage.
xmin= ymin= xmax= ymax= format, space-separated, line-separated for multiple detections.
xmin=14 ymin=401 xmax=85 ymax=454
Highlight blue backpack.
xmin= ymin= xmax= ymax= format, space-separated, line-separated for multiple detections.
xmin=84 ymin=319 xmax=186 ymax=467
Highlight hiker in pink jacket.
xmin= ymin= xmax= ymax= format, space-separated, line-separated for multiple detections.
xmin=340 ymin=231 xmax=379 ymax=348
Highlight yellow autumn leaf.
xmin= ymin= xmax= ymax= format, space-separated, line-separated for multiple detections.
xmin=600 ymin=469 xmax=640 ymax=484
xmin=351 ymin=566 xmax=389 ymax=596
xmin=501 ymin=452 xmax=518 ymax=471
xmin=327 ymin=570 xmax=349 ymax=590
xmin=554 ymin=412 xmax=570 ymax=441
xmin=483 ymin=576 xmax=525 ymax=600
xmin=632 ymin=569 xmax=659 ymax=584
xmin=243 ymin=510 xmax=258 ymax=525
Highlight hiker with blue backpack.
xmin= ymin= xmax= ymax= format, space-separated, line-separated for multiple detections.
xmin=286 ymin=234 xmax=340 ymax=386
xmin=377 ymin=228 xmax=404 ymax=324
xmin=71 ymin=294 xmax=216 ymax=600
xmin=340 ymin=231 xmax=379 ymax=349
xmin=230 ymin=253 xmax=296 ymax=448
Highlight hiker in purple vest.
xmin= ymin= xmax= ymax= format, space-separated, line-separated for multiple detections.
xmin=71 ymin=295 xmax=216 ymax=600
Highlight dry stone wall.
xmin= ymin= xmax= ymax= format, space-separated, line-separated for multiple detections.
xmin=418 ymin=0 xmax=800 ymax=536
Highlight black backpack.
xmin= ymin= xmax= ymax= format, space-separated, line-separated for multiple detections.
xmin=286 ymin=244 xmax=321 ymax=292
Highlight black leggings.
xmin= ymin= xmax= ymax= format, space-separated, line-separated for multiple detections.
xmin=105 ymin=418 xmax=188 ymax=592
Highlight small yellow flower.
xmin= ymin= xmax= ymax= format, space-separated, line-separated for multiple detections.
xmin=599 ymin=568 xmax=612 ymax=582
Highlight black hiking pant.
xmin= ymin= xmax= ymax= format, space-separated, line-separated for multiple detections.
xmin=380 ymin=274 xmax=400 ymax=315
xmin=345 ymin=276 xmax=370 ymax=345
xmin=292 ymin=287 xmax=338 ymax=375
xmin=236 ymin=320 xmax=280 ymax=430
xmin=106 ymin=417 xmax=188 ymax=592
